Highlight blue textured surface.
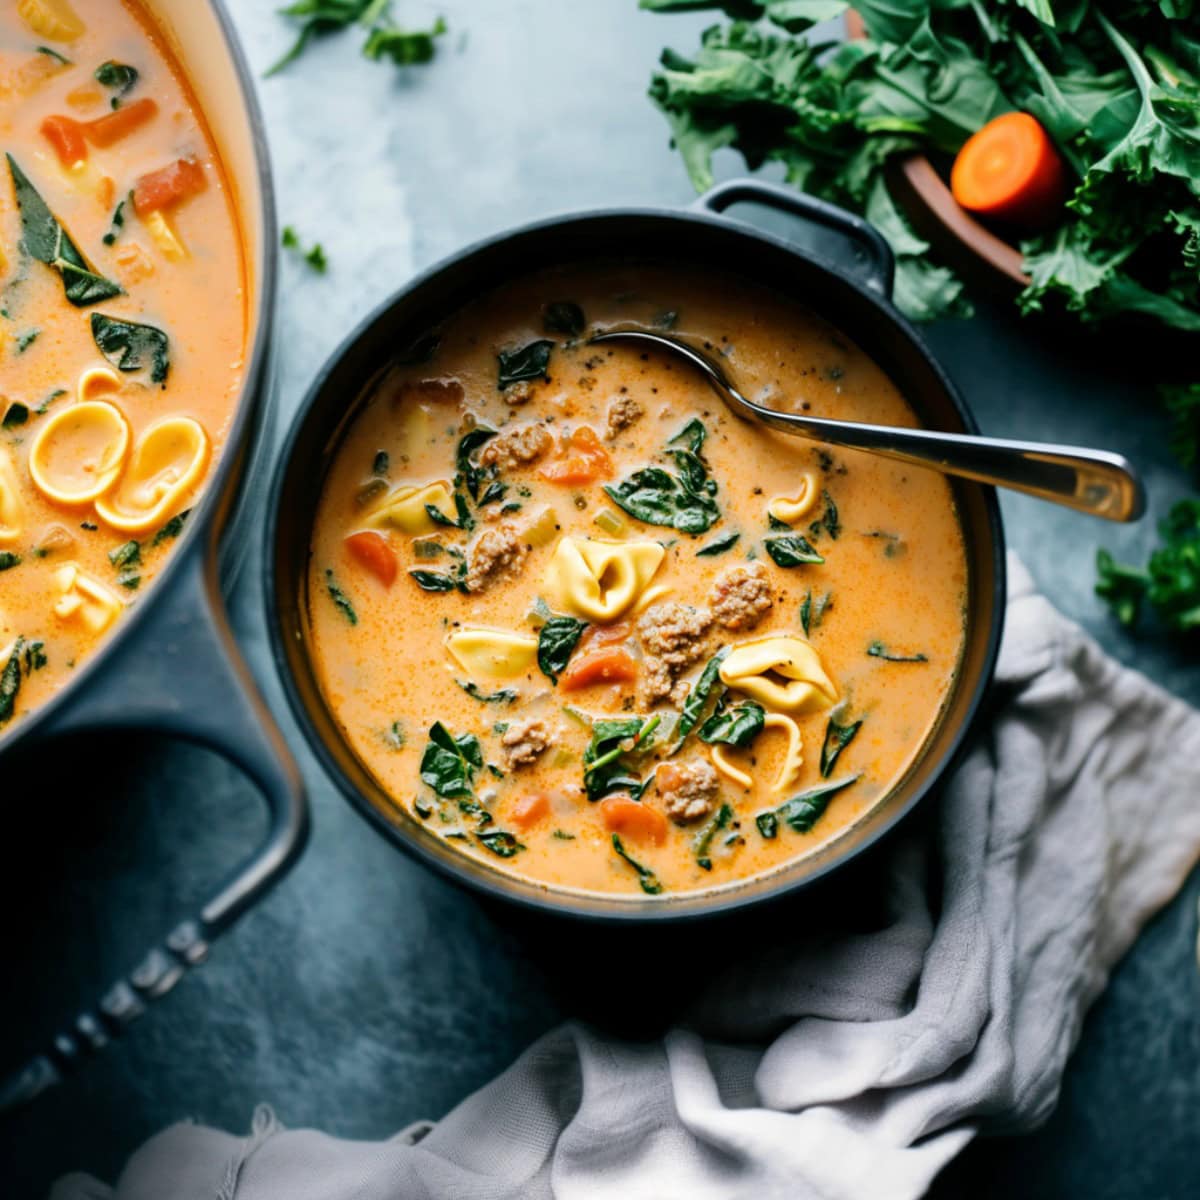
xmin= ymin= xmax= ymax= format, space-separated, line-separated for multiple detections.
xmin=1 ymin=2 xmax=1197 ymax=1194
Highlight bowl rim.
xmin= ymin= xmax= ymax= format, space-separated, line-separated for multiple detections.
xmin=265 ymin=200 xmax=1007 ymax=922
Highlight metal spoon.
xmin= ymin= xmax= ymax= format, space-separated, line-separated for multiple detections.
xmin=589 ymin=329 xmax=1144 ymax=522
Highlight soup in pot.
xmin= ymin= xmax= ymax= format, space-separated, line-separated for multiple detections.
xmin=0 ymin=0 xmax=246 ymax=732
xmin=307 ymin=265 xmax=968 ymax=898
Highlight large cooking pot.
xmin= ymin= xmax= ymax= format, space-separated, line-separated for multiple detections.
xmin=0 ymin=1 xmax=308 ymax=1107
xmin=267 ymin=179 xmax=1006 ymax=921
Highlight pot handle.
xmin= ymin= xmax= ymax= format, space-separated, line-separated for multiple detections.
xmin=693 ymin=179 xmax=896 ymax=299
xmin=0 ymin=543 xmax=309 ymax=1113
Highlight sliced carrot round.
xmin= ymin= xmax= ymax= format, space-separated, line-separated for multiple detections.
xmin=540 ymin=426 xmax=613 ymax=485
xmin=950 ymin=112 xmax=1066 ymax=230
xmin=510 ymin=792 xmax=551 ymax=830
xmin=559 ymin=647 xmax=639 ymax=691
xmin=599 ymin=795 xmax=667 ymax=846
xmin=344 ymin=530 xmax=396 ymax=587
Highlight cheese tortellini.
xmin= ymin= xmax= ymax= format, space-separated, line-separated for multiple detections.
xmin=445 ymin=628 xmax=538 ymax=679
xmin=368 ymin=480 xmax=455 ymax=536
xmin=709 ymin=712 xmax=806 ymax=795
xmin=29 ymin=400 xmax=130 ymax=506
xmin=52 ymin=563 xmax=121 ymax=634
xmin=545 ymin=535 xmax=665 ymax=623
xmin=0 ymin=448 xmax=24 ymax=545
xmin=720 ymin=635 xmax=837 ymax=715
xmin=95 ymin=416 xmax=210 ymax=534
xmin=76 ymin=364 xmax=122 ymax=403
xmin=766 ymin=470 xmax=820 ymax=526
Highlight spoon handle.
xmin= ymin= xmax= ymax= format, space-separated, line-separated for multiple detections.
xmin=741 ymin=401 xmax=1145 ymax=522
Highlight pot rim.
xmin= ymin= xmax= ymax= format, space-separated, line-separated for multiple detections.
xmin=0 ymin=0 xmax=278 ymax=756
xmin=266 ymin=196 xmax=1007 ymax=923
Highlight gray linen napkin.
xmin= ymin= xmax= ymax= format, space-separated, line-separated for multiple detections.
xmin=54 ymin=555 xmax=1200 ymax=1200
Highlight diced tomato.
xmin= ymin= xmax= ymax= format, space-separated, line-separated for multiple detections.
xmin=599 ymin=795 xmax=667 ymax=846
xmin=344 ymin=530 xmax=397 ymax=587
xmin=578 ymin=621 xmax=631 ymax=651
xmin=83 ymin=97 xmax=158 ymax=147
xmin=132 ymin=157 xmax=206 ymax=216
xmin=539 ymin=426 xmax=613 ymax=485
xmin=560 ymin=647 xmax=638 ymax=691
xmin=511 ymin=793 xmax=551 ymax=830
xmin=40 ymin=115 xmax=87 ymax=168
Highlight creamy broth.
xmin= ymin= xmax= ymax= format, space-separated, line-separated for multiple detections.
xmin=0 ymin=0 xmax=246 ymax=731
xmin=307 ymin=265 xmax=967 ymax=898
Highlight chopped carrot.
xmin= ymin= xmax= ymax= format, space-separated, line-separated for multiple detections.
xmin=950 ymin=112 xmax=1066 ymax=230
xmin=40 ymin=115 xmax=87 ymax=169
xmin=511 ymin=793 xmax=551 ymax=830
xmin=344 ymin=530 xmax=396 ymax=587
xmin=96 ymin=175 xmax=115 ymax=211
xmin=82 ymin=97 xmax=158 ymax=147
xmin=560 ymin=647 xmax=639 ymax=691
xmin=599 ymin=795 xmax=667 ymax=847
xmin=132 ymin=157 xmax=206 ymax=216
xmin=539 ymin=426 xmax=613 ymax=485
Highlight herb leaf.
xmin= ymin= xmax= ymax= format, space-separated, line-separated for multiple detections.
xmin=362 ymin=17 xmax=446 ymax=64
xmin=95 ymin=61 xmax=139 ymax=101
xmin=543 ymin=301 xmax=586 ymax=336
xmin=867 ymin=640 xmax=928 ymax=663
xmin=456 ymin=679 xmax=518 ymax=704
xmin=91 ymin=314 xmax=170 ymax=384
xmin=537 ymin=615 xmax=588 ymax=684
xmin=0 ymin=637 xmax=23 ymax=727
xmin=325 ymin=569 xmax=358 ymax=624
xmin=7 ymin=156 xmax=123 ymax=307
xmin=0 ymin=553 xmax=21 ymax=571
xmin=497 ymin=339 xmax=554 ymax=389
xmin=456 ymin=426 xmax=498 ymax=500
xmin=409 ymin=569 xmax=458 ymax=592
xmin=612 ymin=833 xmax=664 ymax=895
xmin=475 ymin=826 xmax=524 ymax=857
xmin=696 ymin=531 xmax=739 ymax=557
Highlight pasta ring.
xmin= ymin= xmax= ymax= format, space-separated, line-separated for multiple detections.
xmin=29 ymin=400 xmax=130 ymax=505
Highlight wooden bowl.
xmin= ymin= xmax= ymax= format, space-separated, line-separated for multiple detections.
xmin=844 ymin=11 xmax=1029 ymax=298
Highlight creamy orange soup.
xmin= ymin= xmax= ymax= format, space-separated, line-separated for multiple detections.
xmin=0 ymin=0 xmax=246 ymax=731
xmin=307 ymin=266 xmax=967 ymax=898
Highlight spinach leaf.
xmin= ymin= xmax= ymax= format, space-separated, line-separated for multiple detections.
xmin=108 ymin=540 xmax=141 ymax=569
xmin=325 ymin=569 xmax=358 ymax=624
xmin=372 ymin=450 xmax=390 ymax=476
xmin=23 ymin=640 xmax=47 ymax=672
xmin=91 ymin=314 xmax=170 ymax=384
xmin=409 ymin=569 xmax=458 ymax=592
xmin=497 ymin=339 xmax=553 ymax=389
xmin=537 ymin=615 xmax=588 ymax=684
xmin=7 ymin=156 xmax=123 ymax=307
xmin=0 ymin=637 xmax=23 ymax=727
xmin=456 ymin=426 xmax=497 ymax=500
xmin=475 ymin=827 xmax=524 ymax=857
xmin=605 ymin=422 xmax=721 ymax=534
xmin=811 ymin=489 xmax=839 ymax=540
xmin=799 ymin=588 xmax=831 ymax=636
xmin=2 ymin=403 xmax=29 ymax=430
xmin=867 ymin=640 xmax=928 ymax=663
xmin=755 ymin=775 xmax=860 ymax=839
xmin=0 ymin=553 xmax=21 ymax=571
xmin=102 ymin=198 xmax=126 ymax=246
xmin=671 ymin=647 xmax=727 ymax=751
xmin=698 ymin=697 xmax=764 ymax=747
xmin=765 ymin=533 xmax=824 ymax=567
xmin=543 ymin=301 xmax=585 ymax=336
xmin=419 ymin=722 xmax=483 ymax=799
xmin=612 ymin=833 xmax=664 ymax=895
xmin=151 ymin=509 xmax=191 ymax=546
xmin=95 ymin=60 xmax=139 ymax=102
xmin=694 ymin=802 xmax=733 ymax=870
xmin=696 ymin=531 xmax=739 ymax=557
xmin=456 ymin=679 xmax=518 ymax=704
xmin=583 ymin=714 xmax=660 ymax=802
xmin=36 ymin=46 xmax=71 ymax=64
xmin=820 ymin=714 xmax=862 ymax=777
xmin=383 ymin=721 xmax=405 ymax=750
xmin=16 ymin=329 xmax=38 ymax=353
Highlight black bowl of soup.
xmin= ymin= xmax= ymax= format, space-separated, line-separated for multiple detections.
xmin=267 ymin=180 xmax=1005 ymax=921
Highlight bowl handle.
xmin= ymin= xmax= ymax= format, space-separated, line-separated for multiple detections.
xmin=0 ymin=544 xmax=309 ymax=1113
xmin=693 ymin=178 xmax=896 ymax=300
